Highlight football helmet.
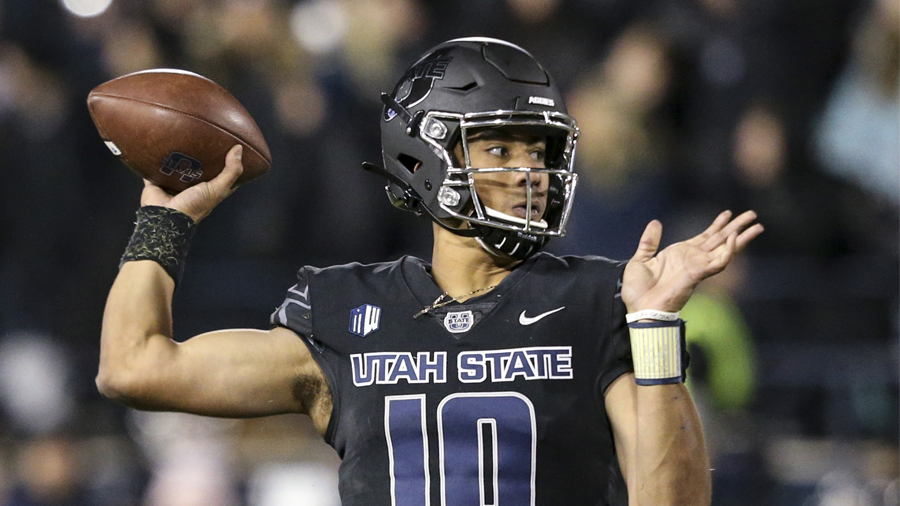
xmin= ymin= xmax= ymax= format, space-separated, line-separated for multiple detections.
xmin=364 ymin=37 xmax=579 ymax=260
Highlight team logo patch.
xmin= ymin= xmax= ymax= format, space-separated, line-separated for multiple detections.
xmin=160 ymin=152 xmax=203 ymax=183
xmin=349 ymin=304 xmax=381 ymax=337
xmin=443 ymin=310 xmax=474 ymax=333
xmin=384 ymin=48 xmax=453 ymax=121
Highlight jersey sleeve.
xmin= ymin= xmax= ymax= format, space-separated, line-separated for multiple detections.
xmin=270 ymin=267 xmax=313 ymax=337
xmin=270 ymin=266 xmax=341 ymax=446
xmin=595 ymin=265 xmax=634 ymax=396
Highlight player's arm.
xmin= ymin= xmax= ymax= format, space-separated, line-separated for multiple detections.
xmin=99 ymin=264 xmax=328 ymax=421
xmin=96 ymin=145 xmax=331 ymax=432
xmin=607 ymin=211 xmax=763 ymax=505
xmin=605 ymin=374 xmax=709 ymax=505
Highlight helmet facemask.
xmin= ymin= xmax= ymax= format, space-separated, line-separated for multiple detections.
xmin=418 ymin=110 xmax=579 ymax=260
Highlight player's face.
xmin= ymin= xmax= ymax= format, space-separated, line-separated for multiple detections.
xmin=455 ymin=128 xmax=549 ymax=222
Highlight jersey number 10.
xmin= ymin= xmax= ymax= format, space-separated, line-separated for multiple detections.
xmin=385 ymin=392 xmax=536 ymax=506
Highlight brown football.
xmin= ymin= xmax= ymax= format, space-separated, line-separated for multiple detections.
xmin=87 ymin=69 xmax=271 ymax=193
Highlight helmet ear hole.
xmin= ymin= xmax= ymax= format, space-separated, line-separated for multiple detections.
xmin=545 ymin=134 xmax=568 ymax=169
xmin=397 ymin=154 xmax=422 ymax=173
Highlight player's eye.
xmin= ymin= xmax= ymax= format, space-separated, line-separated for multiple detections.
xmin=530 ymin=149 xmax=545 ymax=162
xmin=487 ymin=146 xmax=508 ymax=157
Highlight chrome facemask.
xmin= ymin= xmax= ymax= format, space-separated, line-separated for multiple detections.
xmin=419 ymin=109 xmax=580 ymax=240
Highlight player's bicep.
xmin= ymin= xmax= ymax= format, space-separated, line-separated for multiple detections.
xmin=125 ymin=326 xmax=327 ymax=419
xmin=604 ymin=373 xmax=638 ymax=496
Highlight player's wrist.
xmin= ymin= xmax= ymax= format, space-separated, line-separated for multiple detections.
xmin=625 ymin=309 xmax=680 ymax=324
xmin=142 ymin=204 xmax=196 ymax=222
xmin=625 ymin=298 xmax=684 ymax=313
xmin=628 ymin=319 xmax=689 ymax=385
xmin=624 ymin=288 xmax=692 ymax=316
xmin=165 ymin=204 xmax=206 ymax=224
xmin=120 ymin=206 xmax=197 ymax=288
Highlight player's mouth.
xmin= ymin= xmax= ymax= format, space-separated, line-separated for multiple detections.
xmin=512 ymin=199 xmax=544 ymax=221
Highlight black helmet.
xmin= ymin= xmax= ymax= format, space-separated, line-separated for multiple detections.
xmin=364 ymin=37 xmax=579 ymax=260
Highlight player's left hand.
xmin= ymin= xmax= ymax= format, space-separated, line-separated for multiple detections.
xmin=621 ymin=210 xmax=763 ymax=314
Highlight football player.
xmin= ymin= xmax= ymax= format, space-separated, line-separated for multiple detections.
xmin=99 ymin=38 xmax=763 ymax=505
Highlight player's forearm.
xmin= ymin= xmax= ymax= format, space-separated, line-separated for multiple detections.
xmin=634 ymin=383 xmax=711 ymax=506
xmin=97 ymin=260 xmax=178 ymax=402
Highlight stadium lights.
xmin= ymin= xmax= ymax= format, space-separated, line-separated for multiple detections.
xmin=60 ymin=0 xmax=113 ymax=18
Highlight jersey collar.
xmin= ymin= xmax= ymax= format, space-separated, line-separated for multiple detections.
xmin=399 ymin=254 xmax=540 ymax=318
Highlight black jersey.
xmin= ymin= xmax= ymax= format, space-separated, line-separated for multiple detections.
xmin=271 ymin=252 xmax=633 ymax=506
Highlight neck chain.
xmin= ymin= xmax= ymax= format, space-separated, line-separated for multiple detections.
xmin=413 ymin=285 xmax=497 ymax=319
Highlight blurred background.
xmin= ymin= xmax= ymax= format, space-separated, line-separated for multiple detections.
xmin=0 ymin=0 xmax=897 ymax=504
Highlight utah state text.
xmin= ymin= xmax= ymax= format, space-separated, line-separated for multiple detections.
xmin=351 ymin=346 xmax=573 ymax=386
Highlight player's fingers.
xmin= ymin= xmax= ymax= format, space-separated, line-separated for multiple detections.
xmin=719 ymin=210 xmax=758 ymax=239
xmin=140 ymin=178 xmax=170 ymax=206
xmin=631 ymin=220 xmax=662 ymax=262
xmin=690 ymin=210 xmax=732 ymax=245
xmin=143 ymin=178 xmax=168 ymax=190
xmin=721 ymin=232 xmax=738 ymax=267
xmin=209 ymin=144 xmax=244 ymax=195
xmin=707 ymin=231 xmax=737 ymax=275
xmin=735 ymin=222 xmax=764 ymax=252
xmin=700 ymin=210 xmax=759 ymax=251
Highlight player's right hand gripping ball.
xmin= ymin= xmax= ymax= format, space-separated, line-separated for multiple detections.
xmin=87 ymin=69 xmax=271 ymax=193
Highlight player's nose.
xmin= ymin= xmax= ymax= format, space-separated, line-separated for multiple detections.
xmin=514 ymin=168 xmax=547 ymax=191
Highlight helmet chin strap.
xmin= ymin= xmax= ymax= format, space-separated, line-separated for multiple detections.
xmin=473 ymin=206 xmax=550 ymax=261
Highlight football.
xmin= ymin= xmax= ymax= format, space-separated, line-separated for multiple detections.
xmin=87 ymin=69 xmax=271 ymax=193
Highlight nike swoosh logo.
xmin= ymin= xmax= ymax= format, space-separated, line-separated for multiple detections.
xmin=519 ymin=307 xmax=566 ymax=325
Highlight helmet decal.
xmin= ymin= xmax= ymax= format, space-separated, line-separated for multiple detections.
xmin=527 ymin=96 xmax=555 ymax=107
xmin=384 ymin=48 xmax=453 ymax=121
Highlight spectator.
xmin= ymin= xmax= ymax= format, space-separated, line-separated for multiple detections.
xmin=816 ymin=0 xmax=900 ymax=205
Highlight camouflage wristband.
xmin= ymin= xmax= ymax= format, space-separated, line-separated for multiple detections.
xmin=119 ymin=206 xmax=197 ymax=287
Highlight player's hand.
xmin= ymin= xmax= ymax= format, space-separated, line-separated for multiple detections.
xmin=140 ymin=144 xmax=244 ymax=223
xmin=621 ymin=210 xmax=763 ymax=313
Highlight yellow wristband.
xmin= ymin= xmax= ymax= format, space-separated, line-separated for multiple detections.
xmin=628 ymin=320 xmax=686 ymax=385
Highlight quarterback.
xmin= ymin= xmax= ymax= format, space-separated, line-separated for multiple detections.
xmin=99 ymin=38 xmax=762 ymax=505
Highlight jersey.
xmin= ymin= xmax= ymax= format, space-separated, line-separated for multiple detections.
xmin=271 ymin=252 xmax=634 ymax=506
